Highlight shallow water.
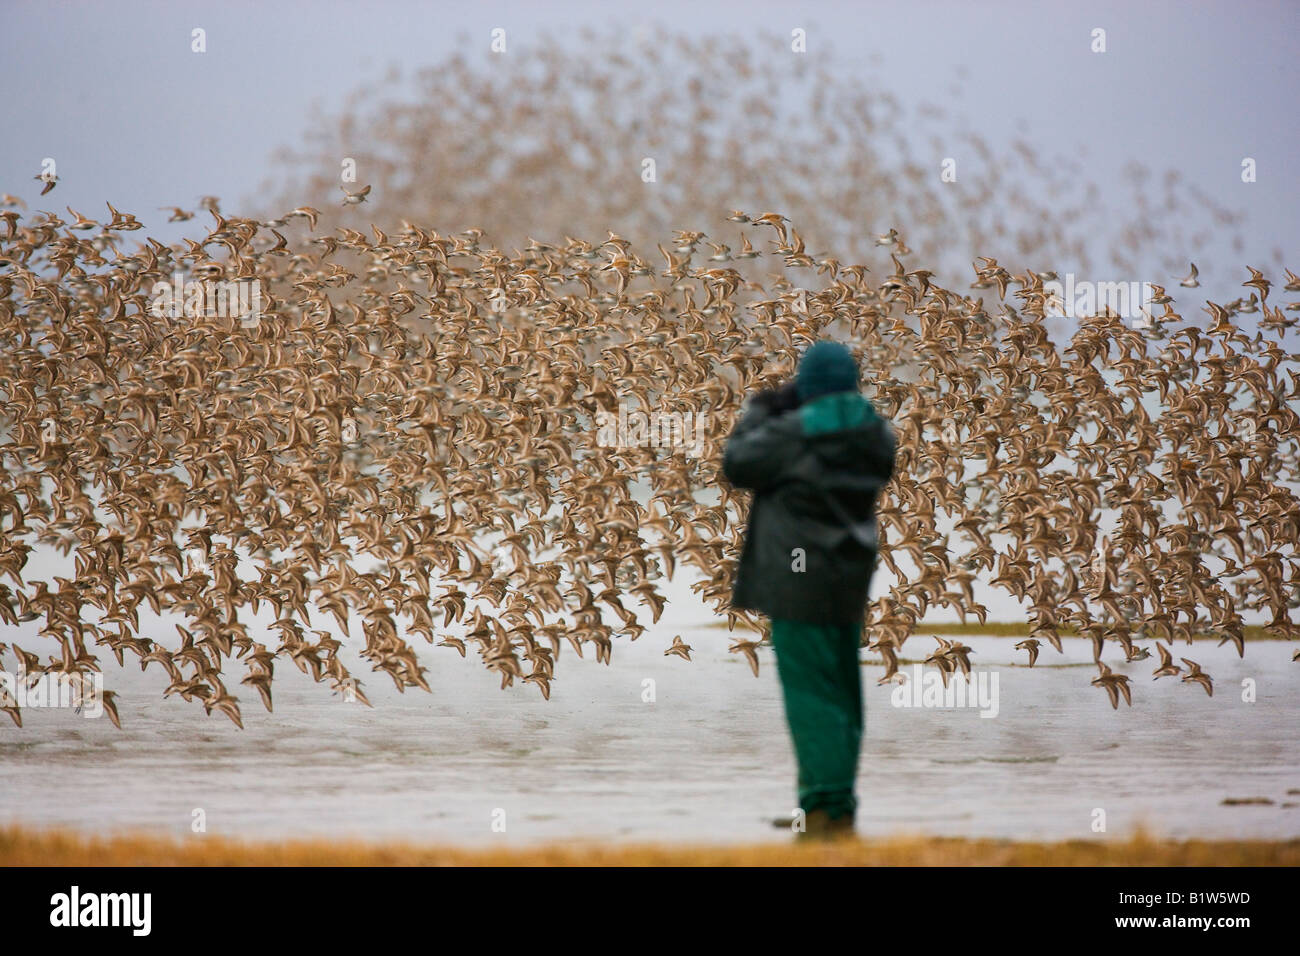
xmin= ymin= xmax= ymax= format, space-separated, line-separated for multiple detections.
xmin=3 ymin=606 xmax=1297 ymax=847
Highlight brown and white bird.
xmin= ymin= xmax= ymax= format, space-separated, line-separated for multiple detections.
xmin=1091 ymin=661 xmax=1133 ymax=709
xmin=1015 ymin=638 xmax=1040 ymax=667
xmin=665 ymin=635 xmax=693 ymax=661
xmin=729 ymin=639 xmax=761 ymax=677
xmin=1181 ymin=659 xmax=1213 ymax=697
xmin=340 ymin=184 xmax=372 ymax=206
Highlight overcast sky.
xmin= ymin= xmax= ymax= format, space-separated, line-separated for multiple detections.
xmin=1 ymin=0 xmax=1295 ymax=621
xmin=2 ymin=0 xmax=1297 ymax=286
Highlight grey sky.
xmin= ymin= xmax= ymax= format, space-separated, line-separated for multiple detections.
xmin=0 ymin=0 xmax=1295 ymax=625
xmin=1 ymin=0 xmax=1297 ymax=286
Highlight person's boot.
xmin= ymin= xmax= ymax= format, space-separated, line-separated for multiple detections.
xmin=825 ymin=812 xmax=856 ymax=839
xmin=794 ymin=809 xmax=832 ymax=841
xmin=795 ymin=809 xmax=855 ymax=842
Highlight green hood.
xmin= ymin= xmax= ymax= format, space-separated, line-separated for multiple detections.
xmin=800 ymin=391 xmax=878 ymax=437
xmin=795 ymin=340 xmax=859 ymax=401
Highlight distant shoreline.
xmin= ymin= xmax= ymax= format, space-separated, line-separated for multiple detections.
xmin=2 ymin=826 xmax=1296 ymax=866
xmin=707 ymin=621 xmax=1299 ymax=641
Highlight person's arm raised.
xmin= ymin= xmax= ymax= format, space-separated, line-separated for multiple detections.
xmin=723 ymin=389 xmax=801 ymax=491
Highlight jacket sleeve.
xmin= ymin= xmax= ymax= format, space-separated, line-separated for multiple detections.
xmin=869 ymin=419 xmax=898 ymax=483
xmin=723 ymin=402 xmax=797 ymax=492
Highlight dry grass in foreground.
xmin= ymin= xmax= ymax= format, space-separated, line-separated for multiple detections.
xmin=2 ymin=826 xmax=1296 ymax=866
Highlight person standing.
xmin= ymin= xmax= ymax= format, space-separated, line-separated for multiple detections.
xmin=722 ymin=340 xmax=896 ymax=839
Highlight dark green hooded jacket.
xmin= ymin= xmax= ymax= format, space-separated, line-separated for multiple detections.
xmin=723 ymin=390 xmax=896 ymax=624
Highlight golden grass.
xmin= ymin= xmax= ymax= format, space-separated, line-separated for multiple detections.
xmin=2 ymin=825 xmax=1296 ymax=866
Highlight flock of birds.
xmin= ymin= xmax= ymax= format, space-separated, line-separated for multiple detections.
xmin=0 ymin=184 xmax=1297 ymax=729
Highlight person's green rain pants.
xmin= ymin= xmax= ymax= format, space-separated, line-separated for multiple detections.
xmin=769 ymin=619 xmax=864 ymax=821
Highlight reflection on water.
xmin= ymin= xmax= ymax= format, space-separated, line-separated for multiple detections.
xmin=2 ymin=631 xmax=1297 ymax=845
